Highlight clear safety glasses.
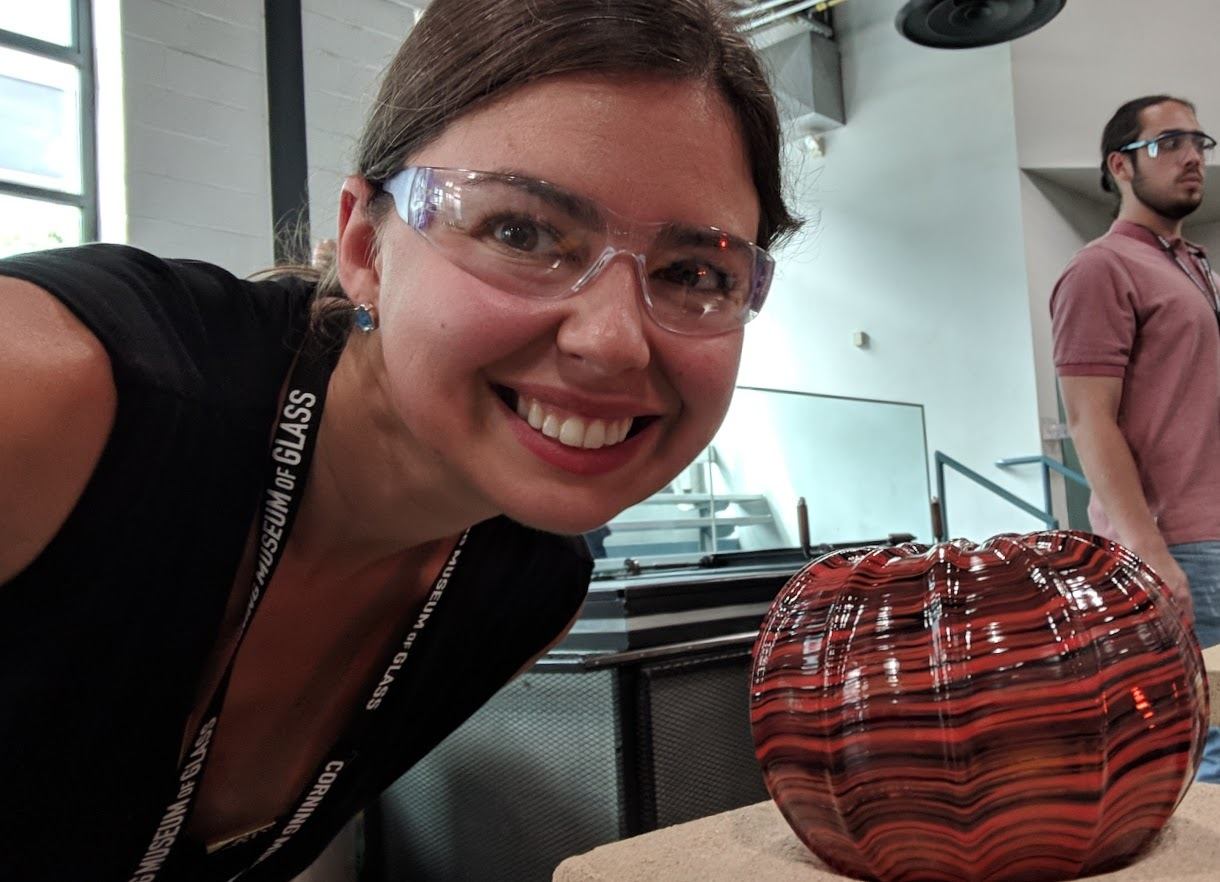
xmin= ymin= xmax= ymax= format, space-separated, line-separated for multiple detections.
xmin=381 ymin=166 xmax=775 ymax=336
xmin=1120 ymin=130 xmax=1217 ymax=160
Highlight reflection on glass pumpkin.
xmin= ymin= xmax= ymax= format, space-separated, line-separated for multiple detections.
xmin=750 ymin=531 xmax=1209 ymax=882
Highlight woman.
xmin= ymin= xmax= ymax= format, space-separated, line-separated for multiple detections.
xmin=0 ymin=0 xmax=798 ymax=879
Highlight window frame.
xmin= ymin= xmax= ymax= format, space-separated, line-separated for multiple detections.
xmin=0 ymin=0 xmax=98 ymax=241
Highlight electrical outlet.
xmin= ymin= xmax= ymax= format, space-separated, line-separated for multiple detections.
xmin=1041 ymin=419 xmax=1070 ymax=441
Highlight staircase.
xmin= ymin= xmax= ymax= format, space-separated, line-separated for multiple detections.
xmin=591 ymin=448 xmax=784 ymax=565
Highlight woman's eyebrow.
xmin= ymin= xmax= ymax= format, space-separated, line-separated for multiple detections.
xmin=486 ymin=168 xmax=603 ymax=226
xmin=657 ymin=224 xmax=742 ymax=249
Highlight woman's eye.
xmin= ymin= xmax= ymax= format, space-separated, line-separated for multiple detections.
xmin=472 ymin=213 xmax=563 ymax=256
xmin=493 ymin=219 xmax=545 ymax=251
xmin=655 ymin=260 xmax=735 ymax=295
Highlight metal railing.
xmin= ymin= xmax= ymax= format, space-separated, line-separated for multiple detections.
xmin=996 ymin=455 xmax=1089 ymax=527
xmin=933 ymin=452 xmax=1086 ymax=541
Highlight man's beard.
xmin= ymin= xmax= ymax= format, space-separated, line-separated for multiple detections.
xmin=1131 ymin=167 xmax=1204 ymax=221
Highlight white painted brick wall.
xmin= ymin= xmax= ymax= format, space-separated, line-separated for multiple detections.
xmin=120 ymin=0 xmax=273 ymax=274
xmin=118 ymin=0 xmax=427 ymax=271
xmin=150 ymin=0 xmax=263 ymax=30
xmin=302 ymin=0 xmax=421 ymax=242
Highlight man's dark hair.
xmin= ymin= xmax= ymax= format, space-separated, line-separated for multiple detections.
xmin=1100 ymin=95 xmax=1197 ymax=194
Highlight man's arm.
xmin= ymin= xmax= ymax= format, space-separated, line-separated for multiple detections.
xmin=1059 ymin=374 xmax=1193 ymax=622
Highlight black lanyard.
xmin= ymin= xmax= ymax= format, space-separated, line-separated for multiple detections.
xmin=1157 ymin=234 xmax=1220 ymax=316
xmin=125 ymin=343 xmax=470 ymax=881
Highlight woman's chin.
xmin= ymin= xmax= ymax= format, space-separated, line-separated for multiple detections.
xmin=498 ymin=488 xmax=656 ymax=538
xmin=491 ymin=460 xmax=684 ymax=538
xmin=508 ymin=508 xmax=625 ymax=537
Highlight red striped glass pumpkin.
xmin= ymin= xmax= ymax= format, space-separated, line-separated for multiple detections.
xmin=750 ymin=531 xmax=1209 ymax=882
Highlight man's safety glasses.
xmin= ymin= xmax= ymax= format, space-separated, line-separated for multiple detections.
xmin=1119 ymin=130 xmax=1217 ymax=160
xmin=381 ymin=166 xmax=775 ymax=336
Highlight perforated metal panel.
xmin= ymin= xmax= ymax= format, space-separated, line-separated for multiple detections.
xmin=374 ymin=669 xmax=624 ymax=882
xmin=371 ymin=645 xmax=769 ymax=882
xmin=636 ymin=650 xmax=769 ymax=830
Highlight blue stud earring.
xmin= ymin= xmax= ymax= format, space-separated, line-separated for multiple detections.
xmin=353 ymin=303 xmax=379 ymax=334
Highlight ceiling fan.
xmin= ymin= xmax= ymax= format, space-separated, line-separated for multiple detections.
xmin=732 ymin=0 xmax=1067 ymax=49
xmin=896 ymin=0 xmax=1067 ymax=49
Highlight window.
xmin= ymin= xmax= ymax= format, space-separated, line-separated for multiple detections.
xmin=0 ymin=2 xmax=96 ymax=258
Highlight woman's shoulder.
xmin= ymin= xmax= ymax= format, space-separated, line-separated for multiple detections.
xmin=0 ymin=243 xmax=313 ymax=404
xmin=0 ymin=275 xmax=116 ymax=583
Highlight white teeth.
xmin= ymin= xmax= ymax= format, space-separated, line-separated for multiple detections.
xmin=583 ymin=421 xmax=606 ymax=449
xmin=558 ymin=418 xmax=584 ymax=446
xmin=510 ymin=392 xmax=638 ymax=449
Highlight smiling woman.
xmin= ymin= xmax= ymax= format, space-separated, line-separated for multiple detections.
xmin=0 ymin=1 xmax=797 ymax=881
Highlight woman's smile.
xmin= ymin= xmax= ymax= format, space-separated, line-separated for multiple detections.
xmin=491 ymin=382 xmax=662 ymax=477
xmin=514 ymin=393 xmax=634 ymax=449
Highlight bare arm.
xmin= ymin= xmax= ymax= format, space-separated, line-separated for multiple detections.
xmin=1059 ymin=374 xmax=1192 ymax=621
xmin=0 ymin=277 xmax=116 ymax=585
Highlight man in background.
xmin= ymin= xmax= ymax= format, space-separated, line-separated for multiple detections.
xmin=1050 ymin=94 xmax=1218 ymax=782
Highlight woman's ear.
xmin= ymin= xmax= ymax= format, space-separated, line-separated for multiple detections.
xmin=337 ymin=176 xmax=382 ymax=307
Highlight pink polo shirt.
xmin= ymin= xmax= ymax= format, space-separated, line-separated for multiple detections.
xmin=1050 ymin=220 xmax=1220 ymax=546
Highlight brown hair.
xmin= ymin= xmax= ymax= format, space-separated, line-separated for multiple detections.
xmin=312 ymin=0 xmax=798 ymax=311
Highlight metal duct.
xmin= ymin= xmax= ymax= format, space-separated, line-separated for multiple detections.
xmin=731 ymin=0 xmax=836 ymax=36
xmin=730 ymin=0 xmax=845 ymax=136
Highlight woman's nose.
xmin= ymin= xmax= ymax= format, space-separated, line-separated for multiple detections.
xmin=555 ymin=253 xmax=651 ymax=376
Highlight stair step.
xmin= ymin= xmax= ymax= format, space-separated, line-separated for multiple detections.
xmin=604 ymin=515 xmax=776 ymax=532
xmin=630 ymin=492 xmax=771 ymax=505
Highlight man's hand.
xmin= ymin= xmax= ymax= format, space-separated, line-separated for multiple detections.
xmin=1139 ymin=546 xmax=1195 ymax=627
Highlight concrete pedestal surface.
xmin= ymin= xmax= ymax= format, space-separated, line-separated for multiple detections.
xmin=554 ymin=783 xmax=1220 ymax=882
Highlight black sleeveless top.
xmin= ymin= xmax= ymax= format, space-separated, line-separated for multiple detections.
xmin=0 ymin=245 xmax=591 ymax=882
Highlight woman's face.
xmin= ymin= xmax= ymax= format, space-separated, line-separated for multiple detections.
xmin=362 ymin=74 xmax=761 ymax=534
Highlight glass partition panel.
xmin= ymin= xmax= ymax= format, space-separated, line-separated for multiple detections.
xmin=590 ymin=385 xmax=931 ymax=574
xmin=0 ymin=4 xmax=74 ymax=48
